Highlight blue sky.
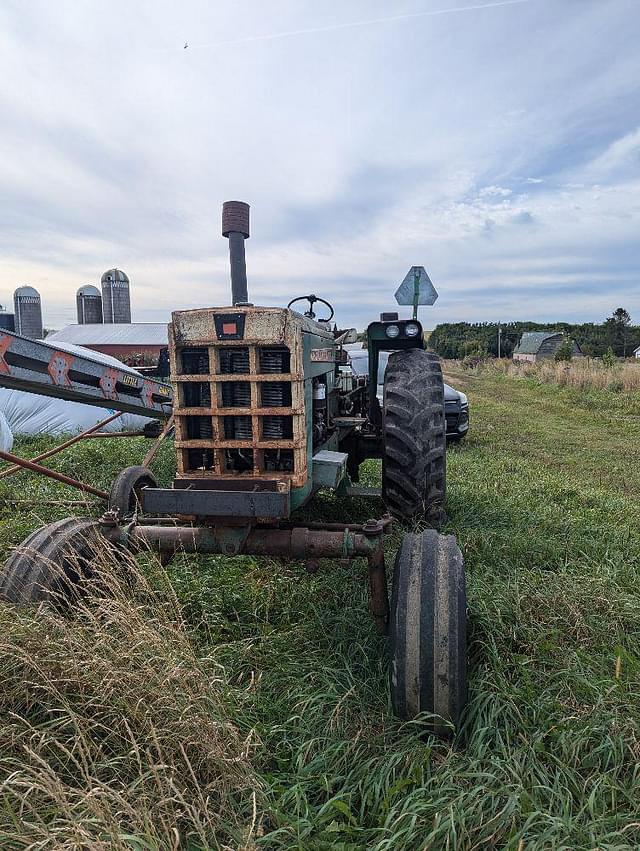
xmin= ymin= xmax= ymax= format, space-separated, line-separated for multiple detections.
xmin=1 ymin=0 xmax=639 ymax=330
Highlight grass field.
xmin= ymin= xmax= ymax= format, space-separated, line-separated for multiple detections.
xmin=1 ymin=368 xmax=640 ymax=849
xmin=487 ymin=356 xmax=640 ymax=392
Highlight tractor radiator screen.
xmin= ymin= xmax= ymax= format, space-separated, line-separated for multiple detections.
xmin=170 ymin=312 xmax=307 ymax=486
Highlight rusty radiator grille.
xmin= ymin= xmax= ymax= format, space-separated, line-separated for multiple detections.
xmin=223 ymin=415 xmax=252 ymax=440
xmin=259 ymin=347 xmax=290 ymax=373
xmin=219 ymin=347 xmax=249 ymax=374
xmin=260 ymin=381 xmax=291 ymax=407
xmin=186 ymin=415 xmax=213 ymax=440
xmin=181 ymin=347 xmax=210 ymax=374
xmin=262 ymin=415 xmax=293 ymax=439
xmin=187 ymin=448 xmax=214 ymax=471
xmin=182 ymin=381 xmax=211 ymax=408
xmin=221 ymin=381 xmax=251 ymax=407
xmin=172 ymin=337 xmax=306 ymax=483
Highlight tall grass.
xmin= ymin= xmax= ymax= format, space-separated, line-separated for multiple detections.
xmin=0 ymin=543 xmax=258 ymax=850
xmin=482 ymin=356 xmax=640 ymax=391
xmin=2 ymin=383 xmax=640 ymax=847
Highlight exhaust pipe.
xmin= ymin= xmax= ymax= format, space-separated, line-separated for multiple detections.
xmin=222 ymin=200 xmax=250 ymax=305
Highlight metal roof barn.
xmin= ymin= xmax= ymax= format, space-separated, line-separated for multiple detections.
xmin=513 ymin=331 xmax=582 ymax=362
xmin=46 ymin=323 xmax=168 ymax=364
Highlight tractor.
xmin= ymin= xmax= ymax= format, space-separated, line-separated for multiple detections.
xmin=0 ymin=202 xmax=466 ymax=737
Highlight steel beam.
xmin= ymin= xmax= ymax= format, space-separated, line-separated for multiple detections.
xmin=0 ymin=329 xmax=173 ymax=419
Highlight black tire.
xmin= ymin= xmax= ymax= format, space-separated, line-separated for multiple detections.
xmin=0 ymin=517 xmax=106 ymax=605
xmin=389 ymin=529 xmax=466 ymax=737
xmin=382 ymin=349 xmax=446 ymax=523
xmin=109 ymin=466 xmax=157 ymax=517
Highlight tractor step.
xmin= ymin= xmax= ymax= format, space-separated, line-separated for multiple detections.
xmin=346 ymin=485 xmax=382 ymax=498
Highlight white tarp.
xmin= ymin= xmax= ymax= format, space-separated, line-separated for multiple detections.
xmin=0 ymin=340 xmax=154 ymax=437
xmin=0 ymin=409 xmax=13 ymax=451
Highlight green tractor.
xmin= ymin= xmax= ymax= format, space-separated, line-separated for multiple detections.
xmin=0 ymin=201 xmax=466 ymax=737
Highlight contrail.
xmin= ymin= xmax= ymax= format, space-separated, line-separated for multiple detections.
xmin=189 ymin=0 xmax=533 ymax=49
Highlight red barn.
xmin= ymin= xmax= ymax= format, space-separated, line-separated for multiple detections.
xmin=46 ymin=323 xmax=168 ymax=366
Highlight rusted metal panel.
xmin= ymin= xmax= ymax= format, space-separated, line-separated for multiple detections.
xmin=142 ymin=487 xmax=290 ymax=518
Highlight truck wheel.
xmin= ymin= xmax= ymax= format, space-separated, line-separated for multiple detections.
xmin=109 ymin=465 xmax=157 ymax=517
xmin=389 ymin=529 xmax=466 ymax=737
xmin=0 ymin=517 xmax=107 ymax=606
xmin=382 ymin=349 xmax=446 ymax=523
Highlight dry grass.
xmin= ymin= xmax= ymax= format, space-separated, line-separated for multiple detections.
xmin=0 ymin=542 xmax=259 ymax=850
xmin=471 ymin=356 xmax=640 ymax=391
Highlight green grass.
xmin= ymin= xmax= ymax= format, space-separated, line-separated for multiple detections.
xmin=1 ymin=371 xmax=640 ymax=849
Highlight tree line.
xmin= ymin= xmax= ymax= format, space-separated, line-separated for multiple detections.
xmin=429 ymin=309 xmax=638 ymax=359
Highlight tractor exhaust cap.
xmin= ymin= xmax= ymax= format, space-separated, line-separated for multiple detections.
xmin=222 ymin=201 xmax=250 ymax=306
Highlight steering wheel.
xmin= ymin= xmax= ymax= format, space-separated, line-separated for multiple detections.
xmin=287 ymin=294 xmax=334 ymax=322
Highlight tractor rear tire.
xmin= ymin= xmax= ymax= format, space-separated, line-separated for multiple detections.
xmin=0 ymin=517 xmax=108 ymax=606
xmin=382 ymin=349 xmax=446 ymax=524
xmin=389 ymin=529 xmax=467 ymax=737
xmin=109 ymin=465 xmax=157 ymax=518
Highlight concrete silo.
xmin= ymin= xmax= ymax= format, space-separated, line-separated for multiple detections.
xmin=13 ymin=286 xmax=43 ymax=338
xmin=101 ymin=269 xmax=131 ymax=324
xmin=76 ymin=284 xmax=103 ymax=324
xmin=0 ymin=306 xmax=15 ymax=331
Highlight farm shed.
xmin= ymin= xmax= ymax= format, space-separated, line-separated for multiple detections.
xmin=512 ymin=331 xmax=582 ymax=363
xmin=46 ymin=323 xmax=167 ymax=365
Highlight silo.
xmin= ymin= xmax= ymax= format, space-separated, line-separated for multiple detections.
xmin=0 ymin=307 xmax=15 ymax=331
xmin=13 ymin=286 xmax=43 ymax=338
xmin=101 ymin=269 xmax=131 ymax=324
xmin=76 ymin=284 xmax=103 ymax=324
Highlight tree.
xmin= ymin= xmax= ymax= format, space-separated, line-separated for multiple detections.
xmin=606 ymin=307 xmax=632 ymax=357
xmin=554 ymin=338 xmax=573 ymax=362
xmin=428 ymin=315 xmax=640 ymax=362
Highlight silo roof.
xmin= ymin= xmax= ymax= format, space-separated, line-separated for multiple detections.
xmin=77 ymin=284 xmax=101 ymax=296
xmin=47 ymin=323 xmax=167 ymax=346
xmin=101 ymin=269 xmax=130 ymax=284
xmin=14 ymin=285 xmax=40 ymax=297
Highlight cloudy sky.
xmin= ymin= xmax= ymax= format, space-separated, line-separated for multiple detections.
xmin=1 ymin=0 xmax=639 ymax=330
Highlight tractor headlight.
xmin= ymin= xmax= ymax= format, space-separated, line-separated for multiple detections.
xmin=405 ymin=322 xmax=420 ymax=337
xmin=385 ymin=324 xmax=400 ymax=339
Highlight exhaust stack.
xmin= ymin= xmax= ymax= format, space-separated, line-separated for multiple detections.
xmin=222 ymin=200 xmax=250 ymax=305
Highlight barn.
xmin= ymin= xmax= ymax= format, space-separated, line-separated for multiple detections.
xmin=46 ymin=323 xmax=168 ymax=366
xmin=512 ymin=331 xmax=582 ymax=363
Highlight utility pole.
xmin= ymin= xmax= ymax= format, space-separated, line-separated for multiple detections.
xmin=497 ymin=322 xmax=501 ymax=359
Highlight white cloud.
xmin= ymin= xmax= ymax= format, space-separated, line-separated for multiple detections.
xmin=0 ymin=0 xmax=639 ymax=328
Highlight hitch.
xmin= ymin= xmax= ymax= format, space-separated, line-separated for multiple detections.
xmin=104 ymin=515 xmax=392 ymax=634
